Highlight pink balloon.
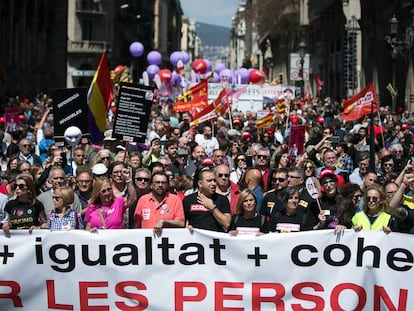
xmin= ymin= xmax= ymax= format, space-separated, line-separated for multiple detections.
xmin=181 ymin=51 xmax=190 ymax=64
xmin=129 ymin=42 xmax=144 ymax=58
xmin=170 ymin=51 xmax=183 ymax=67
xmin=146 ymin=65 xmax=159 ymax=79
xmin=215 ymin=63 xmax=225 ymax=73
xmin=170 ymin=71 xmax=182 ymax=86
xmin=147 ymin=51 xmax=162 ymax=65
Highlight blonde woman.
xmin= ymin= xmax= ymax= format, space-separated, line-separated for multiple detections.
xmin=352 ymin=184 xmax=394 ymax=232
xmin=46 ymin=186 xmax=84 ymax=230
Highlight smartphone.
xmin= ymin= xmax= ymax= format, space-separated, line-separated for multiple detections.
xmin=328 ymin=136 xmax=340 ymax=143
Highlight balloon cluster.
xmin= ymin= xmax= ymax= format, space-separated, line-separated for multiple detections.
xmin=128 ymin=41 xmax=266 ymax=86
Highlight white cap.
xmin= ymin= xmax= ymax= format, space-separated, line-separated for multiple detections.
xmin=92 ymin=163 xmax=108 ymax=176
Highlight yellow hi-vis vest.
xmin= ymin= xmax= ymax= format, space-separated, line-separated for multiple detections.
xmin=352 ymin=211 xmax=391 ymax=231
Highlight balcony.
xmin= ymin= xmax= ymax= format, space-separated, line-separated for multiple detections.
xmin=75 ymin=0 xmax=106 ymax=16
xmin=68 ymin=40 xmax=110 ymax=54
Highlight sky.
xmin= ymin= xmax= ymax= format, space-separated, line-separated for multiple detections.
xmin=180 ymin=0 xmax=239 ymax=28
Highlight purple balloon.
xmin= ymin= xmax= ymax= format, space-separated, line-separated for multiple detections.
xmin=213 ymin=72 xmax=220 ymax=83
xmin=146 ymin=65 xmax=159 ymax=79
xmin=239 ymin=68 xmax=249 ymax=84
xmin=204 ymin=59 xmax=212 ymax=73
xmin=215 ymin=63 xmax=225 ymax=74
xmin=170 ymin=51 xmax=183 ymax=67
xmin=129 ymin=42 xmax=144 ymax=58
xmin=170 ymin=71 xmax=182 ymax=86
xmin=147 ymin=51 xmax=162 ymax=65
xmin=219 ymin=68 xmax=232 ymax=83
xmin=181 ymin=51 xmax=190 ymax=64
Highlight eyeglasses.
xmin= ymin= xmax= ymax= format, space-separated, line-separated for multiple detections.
xmin=100 ymin=187 xmax=113 ymax=194
xmin=166 ymin=174 xmax=174 ymax=179
xmin=218 ymin=173 xmax=230 ymax=178
xmin=21 ymin=144 xmax=31 ymax=147
xmin=322 ymin=179 xmax=336 ymax=186
xmin=52 ymin=196 xmax=62 ymax=201
xmin=367 ymin=196 xmax=379 ymax=203
xmin=15 ymin=184 xmax=27 ymax=190
xmin=272 ymin=177 xmax=286 ymax=183
xmin=135 ymin=177 xmax=150 ymax=182
xmin=101 ymin=156 xmax=111 ymax=161
xmin=394 ymin=150 xmax=403 ymax=154
xmin=257 ymin=155 xmax=269 ymax=159
xmin=237 ymin=158 xmax=246 ymax=162
xmin=383 ymin=163 xmax=393 ymax=167
xmin=305 ymin=166 xmax=314 ymax=170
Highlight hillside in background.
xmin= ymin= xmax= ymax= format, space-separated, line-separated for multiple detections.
xmin=197 ymin=22 xmax=231 ymax=47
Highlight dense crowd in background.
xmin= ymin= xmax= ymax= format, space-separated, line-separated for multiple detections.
xmin=1 ymin=92 xmax=414 ymax=236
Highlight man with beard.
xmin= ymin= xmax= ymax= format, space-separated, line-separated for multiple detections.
xmin=215 ymin=164 xmax=240 ymax=215
xmin=134 ymin=172 xmax=184 ymax=236
xmin=184 ymin=144 xmax=206 ymax=177
xmin=183 ymin=169 xmax=231 ymax=232
xmin=349 ymin=151 xmax=370 ymax=186
xmin=164 ymin=140 xmax=182 ymax=176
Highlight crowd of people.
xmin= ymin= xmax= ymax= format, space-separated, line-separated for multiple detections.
xmin=1 ymin=93 xmax=414 ymax=237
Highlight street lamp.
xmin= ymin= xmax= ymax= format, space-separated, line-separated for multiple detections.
xmin=384 ymin=12 xmax=414 ymax=113
xmin=298 ymin=41 xmax=307 ymax=97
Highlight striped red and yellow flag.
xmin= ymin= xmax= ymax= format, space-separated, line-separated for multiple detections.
xmin=256 ymin=111 xmax=273 ymax=130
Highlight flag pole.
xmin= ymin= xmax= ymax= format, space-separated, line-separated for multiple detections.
xmin=369 ymin=102 xmax=376 ymax=171
xmin=377 ymin=110 xmax=386 ymax=149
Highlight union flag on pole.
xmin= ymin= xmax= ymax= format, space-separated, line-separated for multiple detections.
xmin=173 ymin=79 xmax=208 ymax=112
xmin=341 ymin=83 xmax=378 ymax=122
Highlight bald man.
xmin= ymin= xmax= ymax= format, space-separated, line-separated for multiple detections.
xmin=245 ymin=168 xmax=264 ymax=213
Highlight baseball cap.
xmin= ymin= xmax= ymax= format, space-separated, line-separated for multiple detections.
xmin=201 ymin=158 xmax=214 ymax=165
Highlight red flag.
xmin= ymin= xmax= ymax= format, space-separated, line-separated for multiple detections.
xmin=341 ymin=83 xmax=378 ymax=122
xmin=214 ymin=88 xmax=230 ymax=116
xmin=173 ymin=79 xmax=208 ymax=112
xmin=190 ymin=104 xmax=216 ymax=127
xmin=315 ymin=73 xmax=323 ymax=94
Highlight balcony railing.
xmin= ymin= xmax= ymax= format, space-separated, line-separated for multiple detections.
xmin=75 ymin=0 xmax=106 ymax=15
xmin=68 ymin=40 xmax=110 ymax=54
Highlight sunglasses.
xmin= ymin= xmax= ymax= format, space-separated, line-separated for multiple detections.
xmin=100 ymin=187 xmax=113 ymax=194
xmin=272 ymin=177 xmax=286 ymax=183
xmin=257 ymin=155 xmax=268 ymax=160
xmin=367 ymin=196 xmax=379 ymax=203
xmin=218 ymin=173 xmax=230 ymax=178
xmin=353 ymin=194 xmax=362 ymax=200
xmin=383 ymin=163 xmax=393 ymax=167
xmin=15 ymin=184 xmax=27 ymax=190
xmin=305 ymin=166 xmax=314 ymax=170
xmin=237 ymin=158 xmax=246 ymax=162
xmin=101 ymin=156 xmax=111 ymax=161
xmin=52 ymin=196 xmax=62 ymax=201
xmin=135 ymin=177 xmax=150 ymax=182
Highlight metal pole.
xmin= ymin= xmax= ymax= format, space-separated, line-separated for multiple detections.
xmin=392 ymin=59 xmax=397 ymax=113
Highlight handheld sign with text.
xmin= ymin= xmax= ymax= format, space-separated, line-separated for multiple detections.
xmin=306 ymin=177 xmax=323 ymax=212
xmin=112 ymin=82 xmax=154 ymax=143
xmin=51 ymin=87 xmax=89 ymax=143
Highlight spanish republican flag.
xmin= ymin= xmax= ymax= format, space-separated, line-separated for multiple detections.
xmin=256 ymin=111 xmax=274 ymax=130
xmin=87 ymin=52 xmax=114 ymax=144
xmin=173 ymin=79 xmax=208 ymax=112
xmin=341 ymin=83 xmax=377 ymax=122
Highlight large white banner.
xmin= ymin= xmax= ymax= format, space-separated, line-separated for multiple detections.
xmin=0 ymin=229 xmax=413 ymax=310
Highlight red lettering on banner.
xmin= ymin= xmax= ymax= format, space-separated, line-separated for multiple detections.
xmin=79 ymin=281 xmax=109 ymax=311
xmin=331 ymin=283 xmax=366 ymax=310
xmin=115 ymin=281 xmax=148 ymax=311
xmin=215 ymin=282 xmax=243 ymax=310
xmin=174 ymin=281 xmax=207 ymax=310
xmin=0 ymin=281 xmax=23 ymax=307
xmin=251 ymin=282 xmax=285 ymax=310
xmin=373 ymin=285 xmax=408 ymax=311
xmin=46 ymin=280 xmax=73 ymax=310
xmin=291 ymin=282 xmax=325 ymax=310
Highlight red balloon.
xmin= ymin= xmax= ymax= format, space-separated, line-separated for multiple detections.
xmin=192 ymin=59 xmax=207 ymax=74
xmin=19 ymin=115 xmax=26 ymax=121
xmin=249 ymin=69 xmax=265 ymax=84
xmin=158 ymin=69 xmax=172 ymax=82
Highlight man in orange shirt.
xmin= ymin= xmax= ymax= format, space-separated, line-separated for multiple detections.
xmin=134 ymin=172 xmax=184 ymax=236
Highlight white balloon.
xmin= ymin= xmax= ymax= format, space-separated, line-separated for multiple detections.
xmin=64 ymin=126 xmax=82 ymax=147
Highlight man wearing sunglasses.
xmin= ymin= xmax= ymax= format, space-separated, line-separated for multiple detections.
xmin=260 ymin=168 xmax=288 ymax=218
xmin=215 ymin=165 xmax=240 ymax=216
xmin=255 ymin=148 xmax=270 ymax=190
